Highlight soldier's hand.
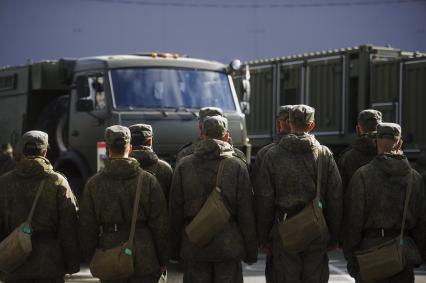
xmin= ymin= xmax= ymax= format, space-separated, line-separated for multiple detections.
xmin=259 ymin=243 xmax=273 ymax=255
xmin=160 ymin=265 xmax=167 ymax=273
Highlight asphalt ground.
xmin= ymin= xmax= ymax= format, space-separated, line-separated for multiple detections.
xmin=65 ymin=251 xmax=426 ymax=283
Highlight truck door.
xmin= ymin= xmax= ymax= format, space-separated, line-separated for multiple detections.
xmin=370 ymin=59 xmax=400 ymax=123
xmin=306 ymin=56 xmax=345 ymax=135
xmin=68 ymin=73 xmax=107 ymax=174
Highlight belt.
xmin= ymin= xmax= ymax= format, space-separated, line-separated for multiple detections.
xmin=363 ymin=228 xmax=403 ymax=238
xmin=100 ymin=222 xmax=146 ymax=234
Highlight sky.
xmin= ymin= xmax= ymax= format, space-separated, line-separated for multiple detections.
xmin=0 ymin=0 xmax=425 ymax=65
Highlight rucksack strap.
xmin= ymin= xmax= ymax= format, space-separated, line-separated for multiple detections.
xmin=128 ymin=173 xmax=143 ymax=244
xmin=315 ymin=147 xmax=324 ymax=199
xmin=400 ymin=171 xmax=413 ymax=238
xmin=26 ymin=179 xmax=47 ymax=224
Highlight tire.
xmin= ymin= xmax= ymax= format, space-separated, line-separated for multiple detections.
xmin=35 ymin=95 xmax=69 ymax=162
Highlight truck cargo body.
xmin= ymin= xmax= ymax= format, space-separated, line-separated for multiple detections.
xmin=234 ymin=45 xmax=426 ymax=159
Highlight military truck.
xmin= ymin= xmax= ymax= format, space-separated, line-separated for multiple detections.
xmin=233 ymin=45 xmax=426 ymax=160
xmin=0 ymin=53 xmax=251 ymax=194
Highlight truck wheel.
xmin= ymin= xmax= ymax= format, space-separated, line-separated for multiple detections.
xmin=36 ymin=95 xmax=69 ymax=161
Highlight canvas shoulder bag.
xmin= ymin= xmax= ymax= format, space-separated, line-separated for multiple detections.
xmin=356 ymin=171 xmax=413 ymax=283
xmin=278 ymin=146 xmax=327 ymax=253
xmin=185 ymin=157 xmax=231 ymax=247
xmin=89 ymin=173 xmax=143 ymax=280
xmin=0 ymin=178 xmax=46 ymax=273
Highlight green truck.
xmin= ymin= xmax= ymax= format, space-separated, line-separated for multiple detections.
xmin=0 ymin=53 xmax=251 ymax=194
xmin=233 ymin=45 xmax=426 ymax=160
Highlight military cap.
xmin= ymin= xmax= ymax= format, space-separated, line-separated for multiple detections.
xmin=22 ymin=130 xmax=49 ymax=150
xmin=277 ymin=105 xmax=293 ymax=119
xmin=377 ymin=122 xmax=401 ymax=140
xmin=129 ymin=124 xmax=153 ymax=138
xmin=203 ymin=115 xmax=228 ymax=138
xmin=105 ymin=125 xmax=131 ymax=146
xmin=198 ymin=107 xmax=224 ymax=122
xmin=358 ymin=109 xmax=382 ymax=127
xmin=289 ymin=104 xmax=315 ymax=125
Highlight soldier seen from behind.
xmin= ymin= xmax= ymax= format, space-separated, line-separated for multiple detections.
xmin=255 ymin=104 xmax=343 ymax=283
xmin=175 ymin=106 xmax=247 ymax=165
xmin=0 ymin=143 xmax=16 ymax=176
xmin=251 ymin=104 xmax=292 ymax=283
xmin=170 ymin=115 xmax=257 ymax=283
xmin=79 ymin=125 xmax=169 ymax=283
xmin=129 ymin=123 xmax=173 ymax=202
xmin=338 ymin=109 xmax=382 ymax=192
xmin=0 ymin=131 xmax=80 ymax=282
xmin=343 ymin=123 xmax=426 ymax=283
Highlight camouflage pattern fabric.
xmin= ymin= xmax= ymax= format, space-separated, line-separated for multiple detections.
xmin=79 ymin=157 xmax=169 ymax=278
xmin=0 ymin=154 xmax=16 ymax=177
xmin=131 ymin=147 xmax=173 ymax=202
xmin=255 ymin=133 xmax=342 ymax=283
xmin=0 ymin=156 xmax=79 ymax=280
xmin=338 ymin=135 xmax=377 ymax=192
xmin=176 ymin=141 xmax=247 ymax=165
xmin=251 ymin=133 xmax=284 ymax=183
xmin=170 ymin=139 xmax=257 ymax=265
xmin=343 ymin=153 xmax=426 ymax=282
xmin=414 ymin=151 xmax=426 ymax=186
xmin=183 ymin=260 xmax=243 ymax=283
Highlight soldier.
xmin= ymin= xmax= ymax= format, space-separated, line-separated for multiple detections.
xmin=338 ymin=109 xmax=382 ymax=192
xmin=413 ymin=149 xmax=426 ymax=185
xmin=175 ymin=106 xmax=247 ymax=164
xmin=0 ymin=131 xmax=79 ymax=282
xmin=170 ymin=115 xmax=257 ymax=283
xmin=79 ymin=125 xmax=169 ymax=283
xmin=255 ymin=105 xmax=342 ymax=283
xmin=0 ymin=143 xmax=16 ymax=176
xmin=250 ymin=105 xmax=292 ymax=283
xmin=129 ymin=123 xmax=173 ymax=202
xmin=343 ymin=123 xmax=426 ymax=283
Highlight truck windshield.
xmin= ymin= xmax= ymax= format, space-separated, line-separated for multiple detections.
xmin=110 ymin=68 xmax=236 ymax=111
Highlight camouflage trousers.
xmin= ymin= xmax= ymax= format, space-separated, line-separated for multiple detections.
xmin=4 ymin=278 xmax=64 ymax=283
xmin=101 ymin=274 xmax=158 ymax=283
xmin=272 ymin=232 xmax=329 ymax=283
xmin=183 ymin=260 xmax=243 ymax=283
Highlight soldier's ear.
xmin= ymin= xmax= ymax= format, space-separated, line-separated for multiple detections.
xmin=41 ymin=149 xmax=47 ymax=158
xmin=396 ymin=139 xmax=403 ymax=151
xmin=307 ymin=122 xmax=316 ymax=132
xmin=223 ymin=133 xmax=230 ymax=142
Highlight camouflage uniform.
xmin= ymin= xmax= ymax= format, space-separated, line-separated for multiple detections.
xmin=0 ymin=143 xmax=16 ymax=176
xmin=413 ymin=150 xmax=426 ymax=185
xmin=129 ymin=124 xmax=173 ymax=202
xmin=343 ymin=123 xmax=426 ymax=283
xmin=79 ymin=126 xmax=169 ymax=283
xmin=255 ymin=105 xmax=342 ymax=283
xmin=338 ymin=110 xmax=382 ymax=191
xmin=0 ymin=131 xmax=79 ymax=282
xmin=170 ymin=116 xmax=257 ymax=283
xmin=251 ymin=105 xmax=292 ymax=283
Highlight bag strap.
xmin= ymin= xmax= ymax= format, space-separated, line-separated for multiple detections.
xmin=215 ymin=156 xmax=231 ymax=190
xmin=26 ymin=178 xmax=47 ymax=224
xmin=315 ymin=146 xmax=324 ymax=199
xmin=128 ymin=173 xmax=144 ymax=244
xmin=400 ymin=170 xmax=413 ymax=238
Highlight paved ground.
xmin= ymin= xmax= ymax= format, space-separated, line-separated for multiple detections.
xmin=65 ymin=251 xmax=426 ymax=283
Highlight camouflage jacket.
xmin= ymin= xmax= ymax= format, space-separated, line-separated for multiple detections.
xmin=343 ymin=153 xmax=426 ymax=264
xmin=0 ymin=156 xmax=79 ymax=279
xmin=131 ymin=147 xmax=173 ymax=202
xmin=176 ymin=140 xmax=247 ymax=165
xmin=79 ymin=157 xmax=169 ymax=276
xmin=414 ymin=152 xmax=426 ymax=186
xmin=255 ymin=133 xmax=343 ymax=245
xmin=170 ymin=139 xmax=257 ymax=262
xmin=338 ymin=135 xmax=377 ymax=192
xmin=0 ymin=155 xmax=16 ymax=177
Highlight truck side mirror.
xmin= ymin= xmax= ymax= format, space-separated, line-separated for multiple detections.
xmin=76 ymin=75 xmax=90 ymax=98
xmin=76 ymin=99 xmax=94 ymax=112
xmin=240 ymin=65 xmax=251 ymax=114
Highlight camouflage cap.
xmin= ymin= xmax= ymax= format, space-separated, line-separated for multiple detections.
xmin=358 ymin=109 xmax=382 ymax=127
xmin=129 ymin=124 xmax=153 ymax=138
xmin=22 ymin=130 xmax=49 ymax=150
xmin=105 ymin=125 xmax=131 ymax=146
xmin=203 ymin=115 xmax=228 ymax=138
xmin=277 ymin=105 xmax=293 ymax=120
xmin=377 ymin=122 xmax=401 ymax=140
xmin=289 ymin=104 xmax=315 ymax=125
xmin=198 ymin=107 xmax=224 ymax=122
